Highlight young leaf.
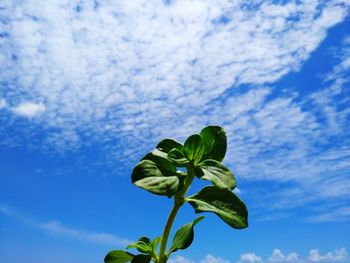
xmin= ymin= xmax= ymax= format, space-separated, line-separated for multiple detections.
xmin=187 ymin=186 xmax=248 ymax=229
xmin=168 ymin=148 xmax=190 ymax=166
xmin=184 ymin=134 xmax=204 ymax=164
xmin=196 ymin=160 xmax=236 ymax=190
xmin=131 ymin=160 xmax=181 ymax=197
xmin=131 ymin=254 xmax=152 ymax=263
xmin=157 ymin=139 xmax=183 ymax=153
xmin=127 ymin=237 xmax=152 ymax=254
xmin=168 ymin=216 xmax=204 ymax=254
xmin=104 ymin=250 xmax=134 ymax=263
xmin=200 ymin=126 xmax=227 ymax=162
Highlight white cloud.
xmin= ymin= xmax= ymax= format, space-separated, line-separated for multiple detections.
xmin=236 ymin=248 xmax=349 ymax=263
xmin=0 ymin=1 xmax=349 ymax=218
xmin=201 ymin=255 xmax=231 ymax=263
xmin=268 ymin=249 xmax=299 ymax=263
xmin=0 ymin=203 xmax=130 ymax=246
xmin=12 ymin=101 xmax=46 ymax=117
xmin=238 ymin=253 xmax=263 ymax=263
xmin=0 ymin=98 xmax=7 ymax=109
xmin=308 ymin=248 xmax=348 ymax=262
xmin=169 ymin=255 xmax=195 ymax=263
xmin=168 ymin=255 xmax=231 ymax=263
xmin=214 ymin=36 xmax=350 ymax=213
xmin=1 ymin=1 xmax=349 ymax=131
xmin=142 ymin=249 xmax=349 ymax=263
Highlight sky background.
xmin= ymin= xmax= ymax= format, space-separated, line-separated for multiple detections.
xmin=1 ymin=1 xmax=350 ymax=263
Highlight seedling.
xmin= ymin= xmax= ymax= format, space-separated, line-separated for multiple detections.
xmin=105 ymin=126 xmax=248 ymax=263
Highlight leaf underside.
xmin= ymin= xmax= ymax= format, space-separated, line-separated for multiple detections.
xmin=196 ymin=159 xmax=236 ymax=190
xmin=127 ymin=237 xmax=152 ymax=254
xmin=187 ymin=186 xmax=248 ymax=229
xmin=132 ymin=159 xmax=181 ymax=197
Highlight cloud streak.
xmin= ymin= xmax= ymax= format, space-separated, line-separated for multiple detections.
xmin=0 ymin=203 xmax=130 ymax=246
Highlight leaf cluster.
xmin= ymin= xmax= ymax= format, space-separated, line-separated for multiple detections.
xmin=105 ymin=126 xmax=248 ymax=263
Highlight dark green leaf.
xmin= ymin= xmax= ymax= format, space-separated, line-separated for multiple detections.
xmin=168 ymin=148 xmax=190 ymax=166
xmin=157 ymin=139 xmax=183 ymax=153
xmin=131 ymin=254 xmax=152 ymax=263
xmin=127 ymin=237 xmax=152 ymax=254
xmin=196 ymin=160 xmax=236 ymax=190
xmin=104 ymin=250 xmax=134 ymax=263
xmin=142 ymin=149 xmax=176 ymax=174
xmin=143 ymin=149 xmax=167 ymax=162
xmin=168 ymin=216 xmax=204 ymax=254
xmin=187 ymin=186 xmax=248 ymax=229
xmin=184 ymin=134 xmax=204 ymax=164
xmin=200 ymin=126 xmax=227 ymax=162
xmin=131 ymin=160 xmax=181 ymax=197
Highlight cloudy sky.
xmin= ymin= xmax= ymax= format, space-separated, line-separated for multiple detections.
xmin=1 ymin=1 xmax=350 ymax=263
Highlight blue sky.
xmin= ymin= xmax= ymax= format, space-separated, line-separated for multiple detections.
xmin=0 ymin=1 xmax=350 ymax=263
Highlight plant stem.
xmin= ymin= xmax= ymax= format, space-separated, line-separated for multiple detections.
xmin=158 ymin=165 xmax=195 ymax=263
xmin=158 ymin=201 xmax=181 ymax=263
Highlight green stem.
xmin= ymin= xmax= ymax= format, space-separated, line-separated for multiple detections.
xmin=158 ymin=202 xmax=180 ymax=263
xmin=158 ymin=165 xmax=195 ymax=263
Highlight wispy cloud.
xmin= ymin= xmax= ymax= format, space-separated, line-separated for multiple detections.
xmin=306 ymin=206 xmax=350 ymax=223
xmin=38 ymin=220 xmax=130 ymax=246
xmin=0 ymin=1 xmax=350 ymax=220
xmin=1 ymin=1 xmax=348 ymax=140
xmin=0 ymin=203 xmax=130 ymax=246
xmin=219 ymin=35 xmax=350 ymax=216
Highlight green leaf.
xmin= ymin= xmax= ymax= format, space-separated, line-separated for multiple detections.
xmin=168 ymin=216 xmax=204 ymax=254
xmin=200 ymin=126 xmax=227 ymax=162
xmin=151 ymin=236 xmax=161 ymax=255
xmin=187 ymin=186 xmax=248 ymax=229
xmin=127 ymin=237 xmax=152 ymax=254
xmin=131 ymin=159 xmax=181 ymax=197
xmin=157 ymin=139 xmax=183 ymax=153
xmin=131 ymin=254 xmax=152 ymax=263
xmin=184 ymin=134 xmax=204 ymax=164
xmin=196 ymin=160 xmax=236 ymax=190
xmin=104 ymin=250 xmax=134 ymax=263
xmin=168 ymin=148 xmax=190 ymax=166
xmin=143 ymin=149 xmax=168 ymax=162
xmin=142 ymin=149 xmax=176 ymax=174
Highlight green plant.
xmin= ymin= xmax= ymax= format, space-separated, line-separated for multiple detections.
xmin=105 ymin=126 xmax=248 ymax=263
